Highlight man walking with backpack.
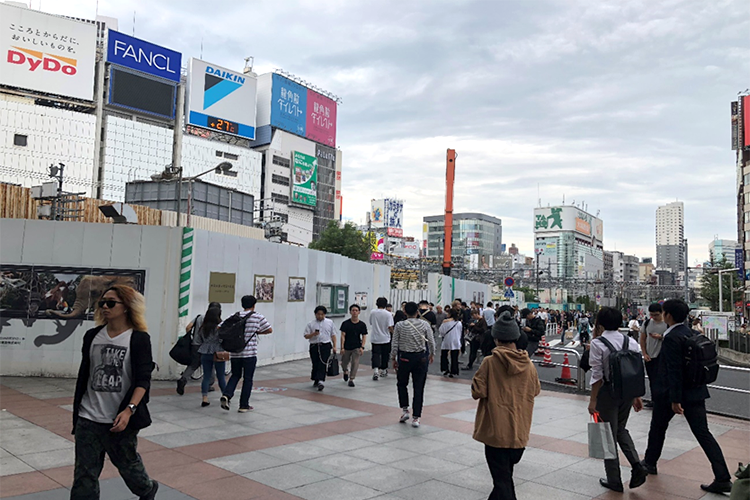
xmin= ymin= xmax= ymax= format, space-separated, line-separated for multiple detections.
xmin=641 ymin=299 xmax=731 ymax=494
xmin=219 ymin=295 xmax=273 ymax=412
xmin=587 ymin=306 xmax=648 ymax=493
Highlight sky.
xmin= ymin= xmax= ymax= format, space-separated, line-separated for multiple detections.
xmin=41 ymin=0 xmax=750 ymax=263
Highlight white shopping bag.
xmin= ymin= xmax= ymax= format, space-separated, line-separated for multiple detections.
xmin=588 ymin=413 xmax=617 ymax=460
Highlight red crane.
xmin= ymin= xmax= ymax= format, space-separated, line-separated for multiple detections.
xmin=442 ymin=149 xmax=456 ymax=275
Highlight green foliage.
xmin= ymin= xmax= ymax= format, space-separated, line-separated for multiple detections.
xmin=309 ymin=221 xmax=371 ymax=262
xmin=699 ymin=258 xmax=742 ymax=311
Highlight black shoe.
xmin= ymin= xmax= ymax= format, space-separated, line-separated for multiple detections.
xmin=176 ymin=378 xmax=186 ymax=395
xmin=140 ymin=480 xmax=158 ymax=500
xmin=317 ymin=383 xmax=325 ymax=391
xmin=700 ymin=481 xmax=732 ymax=494
xmin=643 ymin=400 xmax=653 ymax=408
xmin=201 ymin=400 xmax=210 ymax=407
xmin=599 ymin=478 xmax=624 ymax=493
xmin=313 ymin=380 xmax=319 ymax=387
xmin=348 ymin=380 xmax=355 ymax=387
xmin=343 ymin=372 xmax=349 ymax=382
xmin=640 ymin=460 xmax=657 ymax=475
xmin=629 ymin=465 xmax=647 ymax=489
xmin=220 ymin=395 xmax=230 ymax=411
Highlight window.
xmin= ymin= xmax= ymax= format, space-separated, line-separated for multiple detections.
xmin=272 ymin=174 xmax=290 ymax=186
xmin=271 ymin=192 xmax=289 ymax=205
xmin=272 ymin=155 xmax=290 ymax=167
xmin=13 ymin=134 xmax=27 ymax=147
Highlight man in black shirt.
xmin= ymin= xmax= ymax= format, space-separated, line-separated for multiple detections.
xmin=418 ymin=300 xmax=437 ymax=331
xmin=340 ymin=304 xmax=368 ymax=387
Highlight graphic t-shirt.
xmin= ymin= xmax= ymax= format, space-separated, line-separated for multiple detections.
xmin=79 ymin=328 xmax=133 ymax=424
xmin=341 ymin=319 xmax=368 ymax=350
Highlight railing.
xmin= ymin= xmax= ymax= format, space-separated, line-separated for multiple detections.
xmin=705 ymin=328 xmax=750 ymax=354
xmin=530 ymin=345 xmax=586 ymax=391
xmin=706 ymin=365 xmax=750 ymax=396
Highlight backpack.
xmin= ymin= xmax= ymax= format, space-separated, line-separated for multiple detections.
xmin=683 ymin=330 xmax=719 ymax=389
xmin=596 ymin=335 xmax=645 ymax=401
xmin=217 ymin=312 xmax=253 ymax=353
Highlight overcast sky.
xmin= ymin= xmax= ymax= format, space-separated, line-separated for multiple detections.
xmin=45 ymin=0 xmax=750 ymax=263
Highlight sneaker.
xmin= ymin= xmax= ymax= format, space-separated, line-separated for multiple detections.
xmin=140 ymin=480 xmax=158 ymax=500
xmin=412 ymin=418 xmax=420 ymax=428
xmin=442 ymin=372 xmax=449 ymax=377
xmin=313 ymin=380 xmax=320 ymax=387
xmin=399 ymin=410 xmax=410 ymax=423
xmin=343 ymin=372 xmax=349 ymax=382
xmin=176 ymin=378 xmax=186 ymax=395
xmin=238 ymin=406 xmax=253 ymax=413
xmin=348 ymin=380 xmax=355 ymax=387
xmin=220 ymin=395 xmax=230 ymax=411
xmin=448 ymin=374 xmax=454 ymax=378
xmin=381 ymin=369 xmax=388 ymax=377
xmin=372 ymin=372 xmax=379 ymax=381
xmin=317 ymin=383 xmax=325 ymax=391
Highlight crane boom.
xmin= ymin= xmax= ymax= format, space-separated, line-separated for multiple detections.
xmin=442 ymin=149 xmax=456 ymax=275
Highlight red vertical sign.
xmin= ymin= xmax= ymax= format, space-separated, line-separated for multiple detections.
xmin=744 ymin=95 xmax=750 ymax=148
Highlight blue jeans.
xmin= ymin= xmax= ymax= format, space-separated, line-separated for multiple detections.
xmin=200 ymin=353 xmax=226 ymax=396
xmin=223 ymin=356 xmax=257 ymax=409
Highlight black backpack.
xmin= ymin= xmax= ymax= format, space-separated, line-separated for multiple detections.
xmin=218 ymin=312 xmax=253 ymax=353
xmin=683 ymin=331 xmax=719 ymax=389
xmin=596 ymin=336 xmax=646 ymax=401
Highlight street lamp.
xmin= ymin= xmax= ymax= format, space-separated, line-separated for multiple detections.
xmin=718 ymin=268 xmax=739 ymax=313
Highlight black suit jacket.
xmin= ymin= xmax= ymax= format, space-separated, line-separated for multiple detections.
xmin=656 ymin=324 xmax=710 ymax=404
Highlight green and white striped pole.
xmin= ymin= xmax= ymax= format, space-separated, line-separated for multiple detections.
xmin=437 ymin=275 xmax=442 ymax=306
xmin=179 ymin=227 xmax=194 ymax=318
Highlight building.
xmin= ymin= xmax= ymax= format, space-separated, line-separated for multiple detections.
xmin=708 ymin=238 xmax=738 ymax=264
xmin=732 ymin=96 xmax=750 ymax=313
xmin=533 ymin=205 xmax=604 ymax=279
xmin=623 ymin=254 xmax=640 ymax=283
xmin=423 ymin=213 xmax=502 ymax=269
xmin=656 ymin=201 xmax=685 ymax=272
xmin=639 ymin=259 xmax=655 ymax=284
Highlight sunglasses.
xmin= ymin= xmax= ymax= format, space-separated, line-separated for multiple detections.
xmin=98 ymin=299 xmax=123 ymax=309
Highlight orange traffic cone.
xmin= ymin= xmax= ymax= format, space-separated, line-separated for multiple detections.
xmin=540 ymin=343 xmax=553 ymax=367
xmin=535 ymin=335 xmax=546 ymax=356
xmin=555 ymin=353 xmax=577 ymax=385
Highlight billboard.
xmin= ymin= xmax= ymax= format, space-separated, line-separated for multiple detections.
xmin=106 ymin=30 xmax=181 ymax=82
xmin=534 ymin=206 xmax=603 ymax=241
xmin=291 ymin=151 xmax=317 ymax=208
xmin=186 ymin=58 xmax=257 ymax=140
xmin=731 ymin=101 xmax=739 ymax=151
xmin=270 ymin=73 xmax=307 ymax=136
xmin=108 ymin=66 xmax=176 ymax=119
xmin=743 ymin=95 xmax=750 ymax=148
xmin=371 ymin=199 xmax=385 ymax=227
xmin=385 ymin=199 xmax=403 ymax=229
xmin=0 ymin=3 xmax=97 ymax=100
xmin=306 ymin=90 xmax=337 ymax=147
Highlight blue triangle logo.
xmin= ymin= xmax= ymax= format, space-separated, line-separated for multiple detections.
xmin=203 ymin=78 xmax=242 ymax=110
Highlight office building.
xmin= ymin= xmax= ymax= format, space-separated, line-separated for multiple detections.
xmin=656 ymin=201 xmax=685 ymax=272
xmin=423 ymin=213 xmax=502 ymax=269
xmin=708 ymin=238 xmax=738 ymax=264
xmin=534 ymin=205 xmax=604 ymax=279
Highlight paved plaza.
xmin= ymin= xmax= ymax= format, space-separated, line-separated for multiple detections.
xmin=0 ymin=358 xmax=747 ymax=499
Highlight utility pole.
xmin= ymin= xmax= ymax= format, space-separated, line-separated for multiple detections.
xmin=718 ymin=268 xmax=740 ymax=312
xmin=442 ymin=149 xmax=456 ymax=276
xmin=683 ymin=238 xmax=689 ymax=303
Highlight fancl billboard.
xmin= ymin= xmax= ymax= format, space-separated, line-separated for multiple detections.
xmin=106 ymin=30 xmax=181 ymax=82
xmin=0 ymin=3 xmax=97 ymax=100
xmin=291 ymin=151 xmax=317 ymax=208
xmin=186 ymin=58 xmax=257 ymax=140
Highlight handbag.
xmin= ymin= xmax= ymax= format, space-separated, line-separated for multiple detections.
xmin=214 ymin=351 xmax=230 ymax=362
xmin=588 ymin=412 xmax=617 ymax=460
xmin=169 ymin=316 xmax=198 ymax=366
xmin=327 ymin=352 xmax=340 ymax=377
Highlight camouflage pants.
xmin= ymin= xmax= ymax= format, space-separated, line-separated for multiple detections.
xmin=71 ymin=418 xmax=153 ymax=499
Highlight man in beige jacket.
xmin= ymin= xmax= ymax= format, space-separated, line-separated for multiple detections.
xmin=472 ymin=311 xmax=541 ymax=500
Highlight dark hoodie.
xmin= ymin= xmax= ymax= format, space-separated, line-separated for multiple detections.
xmin=471 ymin=345 xmax=540 ymax=448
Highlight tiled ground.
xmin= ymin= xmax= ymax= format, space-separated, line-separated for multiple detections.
xmin=0 ymin=358 xmax=747 ymax=499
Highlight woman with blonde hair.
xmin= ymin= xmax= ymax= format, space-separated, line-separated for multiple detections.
xmin=71 ymin=285 xmax=158 ymax=500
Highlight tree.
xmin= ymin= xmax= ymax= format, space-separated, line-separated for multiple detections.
xmin=309 ymin=221 xmax=371 ymax=262
xmin=699 ymin=259 xmax=742 ymax=311
xmin=512 ymin=285 xmax=537 ymax=302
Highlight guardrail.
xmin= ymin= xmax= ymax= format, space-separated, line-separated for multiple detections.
xmin=530 ymin=345 xmax=585 ymax=391
xmin=706 ymin=365 xmax=750 ymax=395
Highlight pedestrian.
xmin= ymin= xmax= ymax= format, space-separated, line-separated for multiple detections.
xmin=472 ymin=310 xmax=540 ymax=500
xmin=465 ymin=308 xmax=487 ymax=370
xmin=587 ymin=306 xmax=648 ymax=492
xmin=391 ymin=301 xmax=436 ymax=428
xmin=639 ymin=303 xmax=667 ymax=408
xmin=418 ymin=300 xmax=437 ymax=332
xmin=435 ymin=305 xmax=447 ymax=326
xmin=71 ymin=285 xmax=159 ymax=500
xmin=220 ymin=295 xmax=273 ymax=412
xmin=520 ymin=308 xmax=544 ymax=358
xmin=691 ymin=316 xmax=704 ymax=334
xmin=303 ymin=305 xmax=338 ymax=391
xmin=439 ymin=307 xmax=462 ymax=377
xmin=482 ymin=301 xmax=496 ymax=332
xmin=340 ymin=304 xmax=367 ymax=387
xmin=578 ymin=316 xmax=591 ymax=345
xmin=628 ymin=315 xmax=640 ymax=340
xmin=370 ymin=297 xmax=394 ymax=380
xmin=196 ymin=306 xmax=227 ymax=407
xmin=176 ymin=302 xmax=220 ymax=395
xmin=641 ymin=299 xmax=733 ymax=494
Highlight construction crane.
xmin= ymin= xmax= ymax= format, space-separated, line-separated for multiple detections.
xmin=442 ymin=149 xmax=456 ymax=275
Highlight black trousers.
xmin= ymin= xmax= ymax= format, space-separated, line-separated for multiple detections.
xmin=644 ymin=395 xmax=731 ymax=482
xmin=396 ymin=351 xmax=428 ymax=417
xmin=309 ymin=342 xmax=332 ymax=382
xmin=467 ymin=337 xmax=482 ymax=368
xmin=484 ymin=445 xmax=524 ymax=500
xmin=596 ymin=387 xmax=640 ymax=484
xmin=441 ymin=349 xmax=460 ymax=375
xmin=371 ymin=342 xmax=391 ymax=370
xmin=644 ymin=357 xmax=659 ymax=396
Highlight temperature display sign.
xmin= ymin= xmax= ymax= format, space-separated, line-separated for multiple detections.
xmin=207 ymin=116 xmax=238 ymax=134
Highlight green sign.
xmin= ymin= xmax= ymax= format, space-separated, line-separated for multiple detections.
xmin=291 ymin=151 xmax=317 ymax=208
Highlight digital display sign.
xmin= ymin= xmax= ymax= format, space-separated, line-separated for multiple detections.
xmin=207 ymin=116 xmax=238 ymax=134
xmin=108 ymin=66 xmax=176 ymax=119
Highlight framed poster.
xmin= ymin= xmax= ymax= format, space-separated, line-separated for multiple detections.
xmin=288 ymin=277 xmax=306 ymax=302
xmin=254 ymin=275 xmax=275 ymax=302
xmin=208 ymin=272 xmax=235 ymax=303
xmin=316 ymin=283 xmax=348 ymax=316
xmin=354 ymin=292 xmax=368 ymax=310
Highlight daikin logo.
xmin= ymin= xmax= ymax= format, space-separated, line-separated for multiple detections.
xmin=203 ymin=65 xmax=244 ymax=109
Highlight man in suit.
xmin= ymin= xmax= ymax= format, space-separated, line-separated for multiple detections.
xmin=641 ymin=299 xmax=732 ymax=494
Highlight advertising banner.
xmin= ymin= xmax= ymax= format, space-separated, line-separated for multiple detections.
xmin=186 ymin=58 xmax=257 ymax=140
xmin=735 ymin=247 xmax=744 ymax=281
xmin=731 ymin=101 xmax=739 ymax=151
xmin=385 ymin=199 xmax=403 ymax=229
xmin=306 ymin=90 xmax=337 ymax=147
xmin=387 ymin=227 xmax=403 ymax=237
xmin=106 ymin=30 xmax=181 ymax=82
xmin=291 ymin=151 xmax=317 ymax=208
xmin=743 ymin=95 xmax=750 ymax=148
xmin=0 ymin=3 xmax=97 ymax=100
xmin=371 ymin=199 xmax=385 ymax=227
xmin=270 ymin=73 xmax=307 ymax=136
xmin=575 ymin=217 xmax=591 ymax=235
xmin=534 ymin=206 xmax=602 ymax=241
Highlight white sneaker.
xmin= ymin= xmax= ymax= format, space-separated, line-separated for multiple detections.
xmin=381 ymin=369 xmax=388 ymax=377
xmin=412 ymin=417 xmax=420 ymax=428
xmin=399 ymin=410 xmax=410 ymax=423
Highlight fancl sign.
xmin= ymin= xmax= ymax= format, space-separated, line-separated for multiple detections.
xmin=107 ymin=30 xmax=181 ymax=82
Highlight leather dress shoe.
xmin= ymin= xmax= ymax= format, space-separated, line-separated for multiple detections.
xmin=639 ymin=460 xmax=657 ymax=475
xmin=700 ymin=481 xmax=732 ymax=494
xmin=630 ymin=464 xmax=648 ymax=489
xmin=599 ymin=478 xmax=624 ymax=492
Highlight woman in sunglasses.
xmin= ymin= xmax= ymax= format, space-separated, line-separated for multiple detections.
xmin=70 ymin=285 xmax=158 ymax=500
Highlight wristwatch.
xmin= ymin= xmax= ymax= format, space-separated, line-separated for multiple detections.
xmin=127 ymin=404 xmax=137 ymax=414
